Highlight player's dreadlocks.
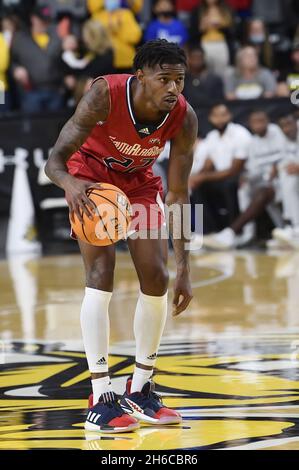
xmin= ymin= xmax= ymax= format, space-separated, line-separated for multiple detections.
xmin=133 ymin=39 xmax=187 ymax=71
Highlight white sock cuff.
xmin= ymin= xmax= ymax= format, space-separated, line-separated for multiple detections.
xmin=85 ymin=287 xmax=113 ymax=300
xmin=139 ymin=290 xmax=168 ymax=304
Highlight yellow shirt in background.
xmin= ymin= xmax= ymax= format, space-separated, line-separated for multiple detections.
xmin=92 ymin=9 xmax=141 ymax=69
xmin=33 ymin=33 xmax=50 ymax=49
xmin=87 ymin=0 xmax=143 ymax=15
xmin=0 ymin=33 xmax=9 ymax=91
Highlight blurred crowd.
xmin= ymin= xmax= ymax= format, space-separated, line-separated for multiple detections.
xmin=187 ymin=104 xmax=299 ymax=251
xmin=1 ymin=0 xmax=299 ymax=112
xmin=1 ymin=0 xmax=299 ymax=250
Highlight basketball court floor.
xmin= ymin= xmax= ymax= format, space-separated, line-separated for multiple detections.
xmin=1 ymin=248 xmax=299 ymax=450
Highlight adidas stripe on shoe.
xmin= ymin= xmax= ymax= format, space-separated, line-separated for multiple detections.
xmin=85 ymin=391 xmax=139 ymax=433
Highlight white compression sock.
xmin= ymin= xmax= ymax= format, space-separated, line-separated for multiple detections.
xmin=132 ymin=290 xmax=168 ymax=392
xmin=80 ymin=287 xmax=112 ymax=374
xmin=131 ymin=366 xmax=153 ymax=394
xmin=91 ymin=376 xmax=112 ymax=405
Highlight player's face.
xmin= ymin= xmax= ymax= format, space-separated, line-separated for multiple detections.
xmin=138 ymin=64 xmax=185 ymax=112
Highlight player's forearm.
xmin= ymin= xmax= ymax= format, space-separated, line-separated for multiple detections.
xmin=165 ymin=191 xmax=190 ymax=272
xmin=45 ymin=118 xmax=88 ymax=189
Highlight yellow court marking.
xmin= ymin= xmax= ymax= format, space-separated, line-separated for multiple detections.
xmin=0 ymin=420 xmax=294 ymax=450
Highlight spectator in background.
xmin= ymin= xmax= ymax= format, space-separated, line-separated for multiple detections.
xmin=224 ymin=46 xmax=277 ymax=100
xmin=0 ymin=0 xmax=36 ymax=25
xmin=202 ymin=110 xmax=285 ymax=250
xmin=36 ymin=0 xmax=88 ymax=38
xmin=0 ymin=29 xmax=9 ymax=111
xmin=272 ymin=113 xmax=299 ymax=248
xmin=63 ymin=20 xmax=114 ymax=104
xmin=62 ymin=34 xmax=88 ymax=76
xmin=175 ymin=0 xmax=200 ymax=27
xmin=144 ymin=0 xmax=188 ymax=46
xmin=81 ymin=19 xmax=114 ymax=78
xmin=87 ymin=0 xmax=142 ymax=72
xmin=277 ymin=41 xmax=299 ymax=97
xmin=125 ymin=0 xmax=144 ymax=14
xmin=88 ymin=0 xmax=143 ymax=15
xmin=251 ymin=0 xmax=283 ymax=28
xmin=190 ymin=0 xmax=235 ymax=75
xmin=226 ymin=0 xmax=252 ymax=18
xmin=183 ymin=43 xmax=224 ymax=108
xmin=1 ymin=13 xmax=20 ymax=46
xmin=37 ymin=0 xmax=87 ymax=20
xmin=189 ymin=103 xmax=251 ymax=240
xmin=11 ymin=5 xmax=64 ymax=113
xmin=251 ymin=0 xmax=291 ymax=71
xmin=244 ymin=18 xmax=274 ymax=69
xmin=1 ymin=14 xmax=20 ymax=111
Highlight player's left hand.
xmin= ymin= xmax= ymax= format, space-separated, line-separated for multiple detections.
xmin=172 ymin=269 xmax=193 ymax=317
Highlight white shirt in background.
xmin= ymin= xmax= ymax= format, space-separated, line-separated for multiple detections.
xmin=203 ymin=122 xmax=252 ymax=171
xmin=282 ymin=121 xmax=299 ymax=162
xmin=247 ymin=124 xmax=285 ymax=179
xmin=156 ymin=141 xmax=170 ymax=163
xmin=191 ymin=139 xmax=209 ymax=174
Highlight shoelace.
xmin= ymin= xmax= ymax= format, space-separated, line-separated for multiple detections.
xmin=99 ymin=392 xmax=124 ymax=416
xmin=135 ymin=387 xmax=163 ymax=408
xmin=148 ymin=381 xmax=163 ymax=403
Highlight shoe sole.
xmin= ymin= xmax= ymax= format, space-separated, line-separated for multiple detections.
xmin=202 ymin=238 xmax=233 ymax=250
xmin=121 ymin=406 xmax=182 ymax=425
xmin=84 ymin=421 xmax=140 ymax=433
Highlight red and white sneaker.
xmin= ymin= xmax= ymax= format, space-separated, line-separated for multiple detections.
xmin=85 ymin=391 xmax=139 ymax=433
xmin=120 ymin=378 xmax=182 ymax=425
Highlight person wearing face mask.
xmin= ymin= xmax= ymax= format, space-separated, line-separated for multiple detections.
xmin=88 ymin=0 xmax=144 ymax=15
xmin=190 ymin=0 xmax=235 ymax=76
xmin=244 ymin=18 xmax=274 ymax=70
xmin=87 ymin=0 xmax=142 ymax=71
xmin=145 ymin=0 xmax=188 ymax=46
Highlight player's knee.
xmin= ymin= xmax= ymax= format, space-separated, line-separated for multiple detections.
xmin=86 ymin=258 xmax=115 ymax=290
xmin=139 ymin=262 xmax=169 ymax=293
xmin=155 ymin=265 xmax=169 ymax=291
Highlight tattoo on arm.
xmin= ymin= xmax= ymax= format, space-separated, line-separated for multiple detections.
xmin=45 ymin=79 xmax=110 ymax=188
xmin=166 ymin=104 xmax=198 ymax=269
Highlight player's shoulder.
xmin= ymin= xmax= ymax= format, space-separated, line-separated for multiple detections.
xmin=99 ymin=73 xmax=132 ymax=89
xmin=172 ymin=101 xmax=198 ymax=144
xmin=180 ymin=102 xmax=198 ymax=131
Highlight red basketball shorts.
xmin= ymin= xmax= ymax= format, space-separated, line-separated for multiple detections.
xmin=67 ymin=151 xmax=165 ymax=233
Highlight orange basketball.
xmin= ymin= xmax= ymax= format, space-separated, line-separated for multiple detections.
xmin=70 ymin=183 xmax=132 ymax=246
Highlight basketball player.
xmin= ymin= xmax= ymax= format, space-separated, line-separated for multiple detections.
xmin=45 ymin=40 xmax=198 ymax=433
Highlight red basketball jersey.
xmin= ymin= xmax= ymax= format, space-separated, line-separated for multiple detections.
xmin=79 ymin=74 xmax=187 ymax=174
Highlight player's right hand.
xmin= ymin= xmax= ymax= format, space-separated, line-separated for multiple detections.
xmin=63 ymin=176 xmax=102 ymax=224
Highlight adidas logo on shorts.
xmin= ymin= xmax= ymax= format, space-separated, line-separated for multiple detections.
xmin=96 ymin=357 xmax=107 ymax=365
xmin=147 ymin=353 xmax=157 ymax=360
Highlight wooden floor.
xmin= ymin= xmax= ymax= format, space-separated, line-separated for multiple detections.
xmin=1 ymin=248 xmax=299 ymax=450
